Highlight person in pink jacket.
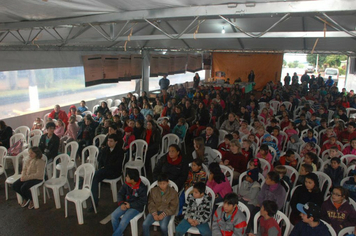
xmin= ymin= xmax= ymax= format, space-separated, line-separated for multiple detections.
xmin=54 ymin=119 xmax=65 ymax=138
xmin=59 ymin=116 xmax=79 ymax=152
xmin=207 ymin=162 xmax=232 ymax=203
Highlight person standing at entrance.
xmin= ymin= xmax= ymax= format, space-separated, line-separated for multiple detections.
xmin=159 ymin=75 xmax=170 ymax=91
xmin=284 ymin=73 xmax=291 ymax=86
xmin=193 ymin=73 xmax=200 ymax=89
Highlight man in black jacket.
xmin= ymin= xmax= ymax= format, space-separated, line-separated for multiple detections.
xmin=38 ymin=122 xmax=60 ymax=161
xmin=91 ymin=134 xmax=124 ymax=209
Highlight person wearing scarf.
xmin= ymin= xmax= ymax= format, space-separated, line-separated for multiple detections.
xmin=153 ymin=144 xmax=189 ymax=191
xmin=141 ymin=120 xmax=161 ymax=171
xmin=111 ymin=169 xmax=147 ymax=236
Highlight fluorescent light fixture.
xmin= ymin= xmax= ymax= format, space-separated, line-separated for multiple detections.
xmin=222 ymin=27 xmax=225 ymax=34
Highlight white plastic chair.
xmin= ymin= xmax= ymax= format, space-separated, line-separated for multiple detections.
xmin=284 ymin=165 xmax=299 ymax=188
xmin=157 ymin=116 xmax=170 ymax=124
xmin=320 ymin=159 xmax=348 ymax=177
xmin=279 ymin=131 xmax=288 ymax=152
xmin=5 ymin=150 xmax=29 ymax=202
xmin=220 ymin=164 xmax=233 ymax=186
xmin=81 ymin=145 xmax=99 ymax=169
xmin=82 ymin=111 xmax=92 ymax=116
xmin=320 ymin=219 xmax=337 ymax=236
xmin=0 ymin=146 xmax=7 ymax=178
xmin=56 ymin=142 xmax=79 ymax=178
xmin=30 ymin=129 xmax=43 ymax=137
xmin=338 ymin=226 xmax=356 ymax=236
xmin=299 ymin=142 xmax=321 ymax=157
xmin=44 ymin=154 xmax=71 ymax=209
xmin=65 ymin=163 xmax=96 ymax=225
xmin=43 ymin=113 xmax=50 ymax=128
xmin=114 ymin=99 xmax=122 ymax=107
xmin=346 ymin=108 xmax=356 ymax=118
xmin=212 ymin=149 xmax=222 ymax=161
xmin=75 ymin=115 xmax=83 ymax=122
xmin=151 ymin=133 xmax=180 ymax=172
xmin=109 ymin=107 xmax=117 ymax=114
xmin=238 ymin=171 xmax=265 ymax=193
xmin=147 ymin=180 xmax=178 ymax=236
xmin=124 ymin=140 xmax=148 ymax=177
xmin=4 ymin=133 xmax=26 ymax=170
xmin=93 ymin=134 xmax=107 ymax=148
xmin=282 ymin=101 xmax=292 ymax=111
xmin=29 ymin=135 xmax=41 ymax=148
xmin=14 ymin=126 xmax=30 ymax=144
xmin=246 ymin=158 xmax=271 ymax=177
xmin=180 ymin=122 xmax=189 ymax=154
xmin=286 ymin=185 xmax=302 ymax=217
xmin=106 ymin=98 xmax=113 ymax=108
xmin=253 ymin=211 xmax=291 ymax=236
xmin=92 ymin=104 xmax=99 ymax=114
xmin=314 ymin=171 xmax=332 ymax=200
xmin=346 ymin=165 xmax=356 ymax=176
xmin=27 ymin=154 xmax=48 ymax=209
xmin=340 ymin=154 xmax=356 ymax=165
xmin=219 ymin=130 xmax=229 ymax=144
xmin=321 ymin=149 xmax=343 ymax=162
xmin=185 ymin=185 xmax=215 ymax=235
xmin=341 ymin=176 xmax=353 ymax=187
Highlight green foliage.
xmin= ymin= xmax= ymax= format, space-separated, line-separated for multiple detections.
xmin=287 ymin=60 xmax=300 ymax=68
xmin=338 ymin=67 xmax=345 ymax=75
xmin=306 ymin=54 xmax=347 ymax=68
xmin=283 ymin=60 xmax=287 ymax=67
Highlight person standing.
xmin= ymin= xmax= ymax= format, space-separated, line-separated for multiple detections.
xmin=248 ymin=70 xmax=255 ymax=82
xmin=159 ymin=75 xmax=170 ymax=91
xmin=292 ymin=72 xmax=299 ymax=85
xmin=284 ymin=73 xmax=291 ymax=86
xmin=193 ymin=73 xmax=200 ymax=89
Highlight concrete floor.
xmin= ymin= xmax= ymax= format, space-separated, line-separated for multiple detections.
xmin=0 ymin=143 xmax=195 ymax=236
xmin=0 ymin=169 xmax=170 ymax=236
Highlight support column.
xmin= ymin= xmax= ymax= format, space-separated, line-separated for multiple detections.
xmin=141 ymin=50 xmax=150 ymax=94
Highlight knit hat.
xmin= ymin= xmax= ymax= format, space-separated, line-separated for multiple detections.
xmin=246 ymin=168 xmax=259 ymax=182
xmin=263 ymin=133 xmax=271 ymax=140
xmin=124 ymin=127 xmax=133 ymax=133
xmin=297 ymin=202 xmax=321 ymax=219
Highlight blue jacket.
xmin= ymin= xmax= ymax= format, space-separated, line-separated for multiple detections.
xmin=290 ymin=220 xmax=330 ymax=236
xmin=117 ymin=178 xmax=147 ymax=212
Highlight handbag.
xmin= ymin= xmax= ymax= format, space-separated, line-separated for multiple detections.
xmin=7 ymin=140 xmax=23 ymax=156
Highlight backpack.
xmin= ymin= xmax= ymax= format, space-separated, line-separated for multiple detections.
xmin=7 ymin=140 xmax=23 ymax=156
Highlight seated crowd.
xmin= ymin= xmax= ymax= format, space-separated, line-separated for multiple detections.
xmin=1 ymin=76 xmax=356 ymax=236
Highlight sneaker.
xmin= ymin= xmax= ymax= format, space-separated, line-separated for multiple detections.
xmin=28 ymin=201 xmax=34 ymax=210
xmin=21 ymin=199 xmax=30 ymax=208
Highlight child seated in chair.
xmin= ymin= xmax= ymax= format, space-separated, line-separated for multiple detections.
xmin=238 ymin=168 xmax=261 ymax=212
xmin=287 ymin=134 xmax=303 ymax=153
xmin=276 ymin=149 xmax=297 ymax=168
xmin=242 ymin=139 xmax=254 ymax=162
xmin=176 ymin=182 xmax=212 ymax=236
xmin=296 ymin=164 xmax=313 ymax=186
xmin=275 ymin=165 xmax=292 ymax=189
xmin=300 ymin=142 xmax=317 ymax=158
xmin=247 ymin=200 xmax=281 ymax=236
xmin=302 ymin=129 xmax=317 ymax=144
xmin=142 ymin=174 xmax=179 ymax=236
xmin=299 ymin=152 xmax=317 ymax=173
xmin=212 ymin=193 xmax=247 ymax=236
xmin=111 ymin=169 xmax=147 ymax=236
xmin=323 ymin=157 xmax=344 ymax=187
xmin=172 ymin=118 xmax=187 ymax=142
xmin=159 ymin=118 xmax=170 ymax=137
xmin=218 ymin=134 xmax=233 ymax=159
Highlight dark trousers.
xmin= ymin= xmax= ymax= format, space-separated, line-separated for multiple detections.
xmin=91 ymin=168 xmax=120 ymax=205
xmin=13 ymin=179 xmax=42 ymax=200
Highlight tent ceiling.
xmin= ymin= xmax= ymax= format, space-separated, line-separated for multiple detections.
xmin=0 ymin=0 xmax=356 ymax=55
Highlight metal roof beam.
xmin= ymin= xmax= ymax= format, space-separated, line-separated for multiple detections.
xmin=0 ymin=0 xmax=355 ymax=30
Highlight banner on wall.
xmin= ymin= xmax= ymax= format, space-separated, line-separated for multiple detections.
xmin=103 ymin=55 xmax=119 ymax=82
xmin=211 ymin=53 xmax=284 ymax=91
xmin=118 ymin=55 xmax=131 ymax=81
xmin=187 ymin=54 xmax=202 ymax=73
xmin=130 ymin=54 xmax=142 ymax=79
xmin=83 ymin=55 xmax=104 ymax=87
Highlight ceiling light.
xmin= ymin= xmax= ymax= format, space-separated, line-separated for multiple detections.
xmin=222 ymin=27 xmax=225 ymax=34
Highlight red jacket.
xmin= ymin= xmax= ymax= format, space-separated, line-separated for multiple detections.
xmin=49 ymin=110 xmax=68 ymax=126
xmin=338 ymin=130 xmax=356 ymax=144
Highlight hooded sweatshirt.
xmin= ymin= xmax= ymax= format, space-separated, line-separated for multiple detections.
xmin=321 ymin=198 xmax=356 ymax=234
xmin=287 ymin=134 xmax=302 ymax=153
